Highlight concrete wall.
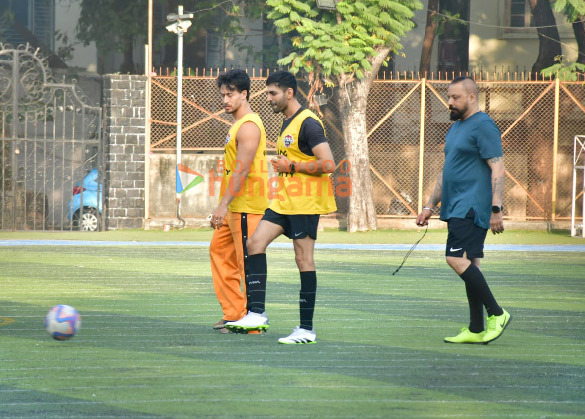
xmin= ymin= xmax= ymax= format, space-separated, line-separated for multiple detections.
xmin=102 ymin=75 xmax=146 ymax=229
xmin=147 ymin=153 xmax=278 ymax=227
xmin=148 ymin=153 xmax=222 ymax=218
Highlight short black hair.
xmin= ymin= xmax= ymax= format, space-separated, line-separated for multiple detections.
xmin=451 ymin=76 xmax=474 ymax=84
xmin=450 ymin=76 xmax=478 ymax=96
xmin=217 ymin=69 xmax=250 ymax=100
xmin=266 ymin=70 xmax=297 ymax=96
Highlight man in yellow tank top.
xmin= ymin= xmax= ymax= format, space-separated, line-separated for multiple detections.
xmin=225 ymin=71 xmax=337 ymax=344
xmin=209 ymin=69 xmax=268 ymax=334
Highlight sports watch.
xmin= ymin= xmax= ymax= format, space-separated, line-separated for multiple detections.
xmin=491 ymin=205 xmax=503 ymax=214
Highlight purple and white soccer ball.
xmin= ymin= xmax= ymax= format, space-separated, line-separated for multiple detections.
xmin=45 ymin=305 xmax=81 ymax=340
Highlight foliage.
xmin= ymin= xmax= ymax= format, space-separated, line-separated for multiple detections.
xmin=73 ymin=0 xmax=265 ymax=70
xmin=0 ymin=3 xmax=13 ymax=41
xmin=75 ymin=0 xmax=146 ymax=53
xmin=54 ymin=30 xmax=79 ymax=63
xmin=432 ymin=10 xmax=466 ymax=40
xmin=541 ymin=54 xmax=585 ymax=81
xmin=265 ymin=0 xmax=423 ymax=83
xmin=552 ymin=0 xmax=585 ymax=20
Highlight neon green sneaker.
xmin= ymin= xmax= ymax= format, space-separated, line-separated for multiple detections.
xmin=444 ymin=327 xmax=486 ymax=344
xmin=483 ymin=309 xmax=511 ymax=344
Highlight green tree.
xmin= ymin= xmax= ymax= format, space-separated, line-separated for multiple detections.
xmin=540 ymin=0 xmax=585 ymax=79
xmin=75 ymin=0 xmax=147 ymax=73
xmin=552 ymin=0 xmax=585 ymax=65
xmin=266 ymin=0 xmax=423 ymax=232
xmin=74 ymin=0 xmax=264 ymax=73
xmin=419 ymin=0 xmax=469 ymax=76
xmin=530 ymin=0 xmax=562 ymax=75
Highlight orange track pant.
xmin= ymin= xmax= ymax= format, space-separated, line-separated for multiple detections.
xmin=209 ymin=211 xmax=263 ymax=322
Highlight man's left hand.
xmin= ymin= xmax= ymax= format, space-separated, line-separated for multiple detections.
xmin=271 ymin=154 xmax=292 ymax=174
xmin=490 ymin=212 xmax=504 ymax=234
xmin=210 ymin=205 xmax=228 ymax=229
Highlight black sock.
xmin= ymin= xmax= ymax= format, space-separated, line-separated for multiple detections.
xmin=459 ymin=264 xmax=503 ymax=318
xmin=299 ymin=271 xmax=317 ymax=330
xmin=246 ymin=253 xmax=267 ymax=314
xmin=465 ymin=282 xmax=485 ymax=333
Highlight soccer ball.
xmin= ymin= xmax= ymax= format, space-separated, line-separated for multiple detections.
xmin=45 ymin=305 xmax=81 ymax=340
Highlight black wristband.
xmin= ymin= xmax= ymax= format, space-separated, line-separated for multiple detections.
xmin=289 ymin=162 xmax=296 ymax=175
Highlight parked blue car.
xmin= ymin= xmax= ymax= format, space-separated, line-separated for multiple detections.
xmin=68 ymin=168 xmax=103 ymax=231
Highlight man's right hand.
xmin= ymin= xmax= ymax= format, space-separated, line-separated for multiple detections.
xmin=416 ymin=208 xmax=433 ymax=227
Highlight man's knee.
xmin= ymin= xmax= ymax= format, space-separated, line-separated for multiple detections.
xmin=446 ymin=255 xmax=470 ymax=275
xmin=246 ymin=234 xmax=265 ymax=255
xmin=295 ymin=252 xmax=315 ymax=271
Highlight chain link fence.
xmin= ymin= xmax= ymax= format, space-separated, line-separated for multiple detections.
xmin=150 ymin=72 xmax=585 ymax=222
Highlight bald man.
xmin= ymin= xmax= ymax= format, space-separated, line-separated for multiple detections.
xmin=416 ymin=76 xmax=511 ymax=345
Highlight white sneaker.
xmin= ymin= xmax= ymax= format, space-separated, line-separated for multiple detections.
xmin=278 ymin=326 xmax=316 ymax=344
xmin=224 ymin=311 xmax=269 ymax=332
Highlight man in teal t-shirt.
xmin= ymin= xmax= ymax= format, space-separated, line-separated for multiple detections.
xmin=441 ymin=111 xmax=503 ymax=229
xmin=416 ymin=76 xmax=511 ymax=345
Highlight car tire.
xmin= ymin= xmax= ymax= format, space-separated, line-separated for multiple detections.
xmin=72 ymin=207 xmax=99 ymax=232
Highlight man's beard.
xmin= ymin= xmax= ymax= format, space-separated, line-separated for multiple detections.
xmin=449 ymin=107 xmax=464 ymax=121
xmin=270 ymin=102 xmax=284 ymax=114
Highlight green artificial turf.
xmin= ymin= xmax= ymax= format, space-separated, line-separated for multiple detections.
xmin=0 ymin=227 xmax=583 ymax=245
xmin=0 ymin=242 xmax=584 ymax=418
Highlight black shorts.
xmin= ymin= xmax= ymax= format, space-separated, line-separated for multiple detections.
xmin=446 ymin=208 xmax=488 ymax=259
xmin=262 ymin=208 xmax=320 ymax=240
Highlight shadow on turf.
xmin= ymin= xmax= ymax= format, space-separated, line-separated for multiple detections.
xmin=0 ymin=385 xmax=162 ymax=418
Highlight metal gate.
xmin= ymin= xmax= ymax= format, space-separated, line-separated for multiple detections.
xmin=0 ymin=43 xmax=104 ymax=231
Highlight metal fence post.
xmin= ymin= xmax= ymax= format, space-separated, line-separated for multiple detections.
xmin=417 ymin=78 xmax=426 ymax=213
xmin=552 ymin=78 xmax=560 ymax=222
xmin=10 ymin=49 xmax=19 ymax=231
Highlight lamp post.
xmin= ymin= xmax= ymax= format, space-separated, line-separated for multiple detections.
xmin=315 ymin=0 xmax=339 ymax=10
xmin=166 ymin=5 xmax=193 ymax=227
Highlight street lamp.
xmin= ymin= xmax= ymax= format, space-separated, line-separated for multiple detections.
xmin=166 ymin=5 xmax=193 ymax=227
xmin=316 ymin=0 xmax=339 ymax=10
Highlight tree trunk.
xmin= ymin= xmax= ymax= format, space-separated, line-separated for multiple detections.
xmin=337 ymin=81 xmax=376 ymax=232
xmin=336 ymin=47 xmax=391 ymax=232
xmin=572 ymin=16 xmax=585 ymax=65
xmin=530 ymin=0 xmax=562 ymax=74
xmin=419 ymin=0 xmax=439 ymax=77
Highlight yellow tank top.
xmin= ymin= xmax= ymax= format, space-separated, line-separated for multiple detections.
xmin=219 ymin=113 xmax=269 ymax=214
xmin=269 ymin=109 xmax=337 ymax=215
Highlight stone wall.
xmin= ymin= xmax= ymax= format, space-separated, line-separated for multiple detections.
xmin=102 ymin=75 xmax=146 ymax=229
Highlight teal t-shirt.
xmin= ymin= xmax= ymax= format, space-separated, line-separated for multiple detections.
xmin=439 ymin=112 xmax=503 ymax=229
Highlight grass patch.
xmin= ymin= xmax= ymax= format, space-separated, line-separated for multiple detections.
xmin=0 ymin=244 xmax=584 ymax=417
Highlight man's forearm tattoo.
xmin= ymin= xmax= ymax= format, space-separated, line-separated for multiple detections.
xmin=428 ymin=177 xmax=442 ymax=208
xmin=492 ymin=176 xmax=505 ymax=205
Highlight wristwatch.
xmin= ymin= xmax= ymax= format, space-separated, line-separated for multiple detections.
xmin=491 ymin=205 xmax=503 ymax=214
